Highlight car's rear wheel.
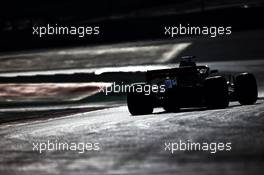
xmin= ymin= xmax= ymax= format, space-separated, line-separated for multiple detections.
xmin=235 ymin=73 xmax=258 ymax=105
xmin=163 ymin=88 xmax=180 ymax=112
xmin=204 ymin=76 xmax=229 ymax=109
xmin=127 ymin=84 xmax=153 ymax=115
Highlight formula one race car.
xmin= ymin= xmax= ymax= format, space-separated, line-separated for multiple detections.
xmin=127 ymin=56 xmax=258 ymax=115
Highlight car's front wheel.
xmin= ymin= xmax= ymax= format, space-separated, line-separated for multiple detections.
xmin=235 ymin=73 xmax=258 ymax=105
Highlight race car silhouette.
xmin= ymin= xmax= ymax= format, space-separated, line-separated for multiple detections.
xmin=127 ymin=56 xmax=258 ymax=115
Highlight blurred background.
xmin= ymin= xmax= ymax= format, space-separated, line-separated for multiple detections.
xmin=1 ymin=2 xmax=264 ymax=175
xmin=0 ymin=0 xmax=264 ymax=104
xmin=0 ymin=0 xmax=263 ymax=51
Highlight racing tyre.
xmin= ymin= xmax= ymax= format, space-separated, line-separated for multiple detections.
xmin=204 ymin=76 xmax=229 ymax=109
xmin=163 ymin=88 xmax=179 ymax=112
xmin=127 ymin=84 xmax=153 ymax=115
xmin=235 ymin=73 xmax=258 ymax=105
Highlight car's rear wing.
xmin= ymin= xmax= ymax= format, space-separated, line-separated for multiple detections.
xmin=146 ymin=66 xmax=198 ymax=82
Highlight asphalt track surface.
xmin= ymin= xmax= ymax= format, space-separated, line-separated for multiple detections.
xmin=0 ymin=30 xmax=264 ymax=175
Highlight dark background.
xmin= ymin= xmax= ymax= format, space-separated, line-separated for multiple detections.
xmin=0 ymin=0 xmax=263 ymax=52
